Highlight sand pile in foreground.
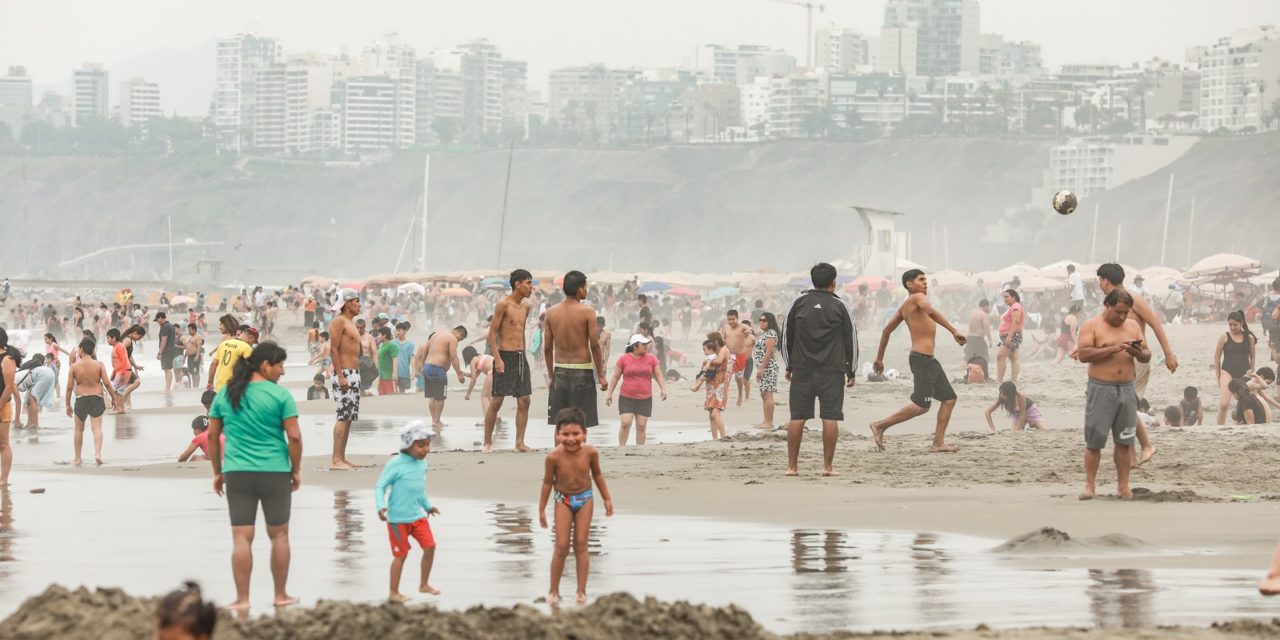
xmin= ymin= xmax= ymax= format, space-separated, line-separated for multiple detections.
xmin=5 ymin=585 xmax=1280 ymax=640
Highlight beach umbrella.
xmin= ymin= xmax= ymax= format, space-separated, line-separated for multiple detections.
xmin=340 ymin=281 xmax=365 ymax=292
xmin=996 ymin=262 xmax=1056 ymax=282
xmin=1039 ymin=259 xmax=1083 ymax=274
xmin=397 ymin=283 xmax=426 ymax=296
xmin=168 ymin=295 xmax=191 ymax=306
xmin=896 ymin=257 xmax=929 ymax=272
xmin=667 ymin=286 xmax=698 ymax=297
xmin=637 ymin=282 xmax=671 ymax=294
xmin=480 ymin=277 xmax=508 ymax=290
xmin=1246 ymin=271 xmax=1279 ymax=287
xmin=1016 ymin=275 xmax=1069 ymax=293
xmin=439 ymin=287 xmax=471 ymax=297
xmin=1184 ymin=253 xmax=1262 ymax=282
xmin=704 ymin=286 xmax=740 ymax=300
xmin=843 ymin=275 xmax=892 ymax=293
xmin=927 ymin=269 xmax=973 ymax=292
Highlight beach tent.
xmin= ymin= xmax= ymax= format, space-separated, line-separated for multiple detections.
xmin=996 ymin=262 xmax=1056 ymax=282
xmin=438 ymin=287 xmax=471 ymax=297
xmin=704 ymin=286 xmax=740 ymax=300
xmin=927 ymin=269 xmax=974 ymax=292
xmin=637 ymin=282 xmax=671 ymax=294
xmin=1039 ymin=259 xmax=1083 ymax=274
xmin=397 ymin=283 xmax=426 ymax=296
xmin=1015 ymin=275 xmax=1069 ymax=293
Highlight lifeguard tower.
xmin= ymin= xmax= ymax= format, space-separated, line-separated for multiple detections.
xmin=849 ymin=206 xmax=910 ymax=277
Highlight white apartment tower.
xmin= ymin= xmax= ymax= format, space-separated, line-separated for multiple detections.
xmin=119 ymin=78 xmax=161 ymax=128
xmin=415 ymin=55 xmax=465 ymax=143
xmin=72 ymin=63 xmax=109 ymax=126
xmin=880 ymin=0 xmax=980 ymax=77
xmin=214 ymin=34 xmax=282 ymax=152
xmin=0 ymin=66 xmax=33 ymax=107
xmin=363 ymin=35 xmax=417 ymax=147
xmin=253 ymin=63 xmax=288 ymax=152
xmin=1198 ymin=25 xmax=1280 ymax=132
xmin=816 ymin=29 xmax=871 ymax=73
xmin=548 ymin=64 xmax=642 ymax=140
xmin=285 ymin=55 xmax=337 ymax=154
xmin=339 ymin=76 xmax=397 ymax=151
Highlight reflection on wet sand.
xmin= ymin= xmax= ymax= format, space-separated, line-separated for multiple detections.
xmin=1088 ymin=568 xmax=1155 ymax=628
xmin=910 ymin=533 xmax=955 ymax=624
xmin=790 ymin=529 xmax=857 ymax=629
xmin=111 ymin=414 xmax=139 ymax=441
xmin=0 ymin=489 xmax=14 ymax=572
xmin=332 ymin=490 xmax=365 ymax=586
xmin=489 ymin=503 xmax=535 ymax=579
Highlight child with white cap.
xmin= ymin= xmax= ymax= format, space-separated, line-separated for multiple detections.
xmin=375 ymin=420 xmax=441 ymax=602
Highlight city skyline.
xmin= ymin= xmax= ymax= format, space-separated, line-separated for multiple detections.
xmin=4 ymin=0 xmax=1278 ymax=115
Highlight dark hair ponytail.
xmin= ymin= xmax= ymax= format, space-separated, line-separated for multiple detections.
xmin=1229 ymin=310 xmax=1256 ymax=344
xmin=225 ymin=343 xmax=287 ymax=410
xmin=156 ymin=581 xmax=217 ymax=638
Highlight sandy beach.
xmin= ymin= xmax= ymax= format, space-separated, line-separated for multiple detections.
xmin=4 ymin=315 xmax=1280 ymax=636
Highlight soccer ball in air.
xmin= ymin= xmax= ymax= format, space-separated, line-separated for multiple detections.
xmin=1052 ymin=190 xmax=1078 ymax=215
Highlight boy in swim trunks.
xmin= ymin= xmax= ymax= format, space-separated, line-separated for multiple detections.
xmin=65 ymin=337 xmax=121 ymax=465
xmin=538 ymin=407 xmax=614 ymax=605
xmin=544 ymin=271 xmax=607 ymax=429
xmin=376 ymin=421 xmax=441 ymax=602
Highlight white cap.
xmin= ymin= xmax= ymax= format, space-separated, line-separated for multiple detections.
xmin=329 ymin=288 xmax=360 ymax=312
xmin=399 ymin=420 xmax=432 ymax=450
xmin=627 ymin=333 xmax=652 ymax=347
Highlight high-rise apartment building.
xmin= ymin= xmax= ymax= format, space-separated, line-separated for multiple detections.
xmin=457 ymin=40 xmax=527 ymax=137
xmin=253 ymin=63 xmax=287 ymax=152
xmin=415 ymin=55 xmax=465 ymax=143
xmin=363 ymin=35 xmax=417 ymax=147
xmin=816 ymin=29 xmax=871 ymax=74
xmin=0 ymin=66 xmax=33 ymax=107
xmin=1198 ymin=25 xmax=1280 ymax=131
xmin=548 ymin=64 xmax=642 ymax=141
xmin=72 ymin=63 xmax=109 ymax=126
xmin=119 ymin=78 xmax=161 ymax=128
xmin=214 ymin=33 xmax=281 ymax=152
xmin=285 ymin=54 xmax=337 ymax=154
xmin=337 ymin=76 xmax=397 ymax=151
xmin=978 ymin=34 xmax=1043 ymax=77
xmin=880 ymin=0 xmax=980 ymax=77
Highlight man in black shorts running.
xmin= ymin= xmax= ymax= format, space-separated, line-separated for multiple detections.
xmin=870 ymin=269 xmax=966 ymax=453
xmin=484 ymin=269 xmax=534 ymax=453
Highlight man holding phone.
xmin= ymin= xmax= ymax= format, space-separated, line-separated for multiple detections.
xmin=1075 ymin=289 xmax=1150 ymax=500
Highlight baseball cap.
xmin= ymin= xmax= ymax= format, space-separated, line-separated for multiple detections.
xmin=191 ymin=416 xmax=210 ymax=430
xmin=242 ymin=327 xmax=259 ymax=341
xmin=628 ymin=333 xmax=652 ymax=347
xmin=376 ymin=312 xmax=390 ymax=321
xmin=399 ymin=420 xmax=432 ymax=450
xmin=329 ymin=289 xmax=360 ymax=312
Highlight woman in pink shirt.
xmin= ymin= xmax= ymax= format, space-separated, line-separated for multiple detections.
xmin=605 ymin=334 xmax=668 ymax=445
xmin=996 ymin=289 xmax=1026 ymax=384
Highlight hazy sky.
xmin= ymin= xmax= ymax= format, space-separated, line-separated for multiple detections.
xmin=4 ymin=0 xmax=1277 ymax=106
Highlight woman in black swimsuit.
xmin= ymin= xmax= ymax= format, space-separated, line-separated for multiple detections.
xmin=1213 ymin=310 xmax=1256 ymax=425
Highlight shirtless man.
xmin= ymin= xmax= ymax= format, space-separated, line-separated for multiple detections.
xmin=328 ymin=289 xmax=362 ymax=470
xmin=1095 ymin=263 xmax=1177 ymax=466
xmin=1076 ymin=289 xmax=1149 ymax=500
xmin=869 ymin=270 xmax=966 ymax=453
xmin=183 ymin=323 xmax=204 ymax=388
xmin=356 ymin=318 xmax=378 ymax=395
xmin=485 ymin=269 xmax=535 ymax=453
xmin=721 ymin=310 xmax=753 ymax=406
xmin=412 ymin=326 xmax=467 ymax=428
xmin=65 ymin=337 xmax=120 ymax=465
xmin=544 ymin=270 xmax=607 ymax=429
xmin=964 ymin=299 xmax=993 ymax=380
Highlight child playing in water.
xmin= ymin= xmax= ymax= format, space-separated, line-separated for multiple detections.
xmin=375 ymin=420 xmax=441 ymax=602
xmin=306 ymin=373 xmax=330 ymax=400
xmin=1180 ymin=386 xmax=1204 ymax=426
xmin=689 ymin=339 xmax=727 ymax=440
xmin=983 ymin=381 xmax=1046 ymax=432
xmin=177 ymin=390 xmax=221 ymax=462
xmin=539 ymin=407 xmax=614 ymax=604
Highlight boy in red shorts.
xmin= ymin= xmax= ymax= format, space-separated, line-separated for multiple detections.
xmin=375 ymin=420 xmax=441 ymax=602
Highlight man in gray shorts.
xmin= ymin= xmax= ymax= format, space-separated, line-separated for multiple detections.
xmin=1076 ymin=289 xmax=1149 ymax=500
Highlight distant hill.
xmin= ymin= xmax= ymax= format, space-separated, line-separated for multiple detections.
xmin=0 ymin=135 xmax=1274 ymax=280
xmin=1040 ymin=131 xmax=1280 ymax=269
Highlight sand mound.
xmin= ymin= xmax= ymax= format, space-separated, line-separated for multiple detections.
xmin=0 ymin=586 xmax=772 ymax=640
xmin=992 ymin=529 xmax=1154 ymax=555
xmin=1130 ymin=488 xmax=1215 ymax=503
xmin=992 ymin=527 xmax=1078 ymax=553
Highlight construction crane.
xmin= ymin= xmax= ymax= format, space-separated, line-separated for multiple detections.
xmin=767 ymin=0 xmax=825 ymax=69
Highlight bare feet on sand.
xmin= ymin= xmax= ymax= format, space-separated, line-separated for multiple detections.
xmin=516 ymin=443 xmax=534 ymax=453
xmin=576 ymin=592 xmax=587 ymax=604
xmin=225 ymin=600 xmax=251 ymax=611
xmin=785 ymin=467 xmax=798 ymax=476
xmin=329 ymin=460 xmax=355 ymax=471
xmin=546 ymin=592 xmax=559 ymax=604
xmin=929 ymin=444 xmax=959 ymax=453
xmin=753 ymin=423 xmax=773 ymax=430
xmin=1118 ymin=489 xmax=1133 ymax=499
xmin=95 ymin=457 xmax=103 ymax=466
xmin=72 ymin=458 xmax=82 ymax=466
xmin=431 ymin=422 xmax=446 ymax=428
xmin=1259 ymin=575 xmax=1280 ymax=596
xmin=482 ymin=444 xmax=493 ymax=454
xmin=822 ymin=468 xmax=841 ymax=476
xmin=869 ymin=422 xmax=887 ymax=450
xmin=419 ymin=585 xmax=441 ymax=595
xmin=1136 ymin=446 xmax=1156 ymax=467
xmin=274 ymin=595 xmax=299 ymax=607
xmin=389 ymin=593 xmax=411 ymax=603
xmin=1078 ymin=491 xmax=1095 ymax=501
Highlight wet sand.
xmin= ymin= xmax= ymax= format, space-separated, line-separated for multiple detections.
xmin=6 ymin=318 xmax=1280 ymax=635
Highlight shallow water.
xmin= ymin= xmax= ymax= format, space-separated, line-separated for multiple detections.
xmin=0 ymin=472 xmax=1274 ymax=633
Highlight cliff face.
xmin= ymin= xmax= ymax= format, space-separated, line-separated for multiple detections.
xmin=1 ymin=135 xmax=1270 ymax=281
